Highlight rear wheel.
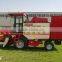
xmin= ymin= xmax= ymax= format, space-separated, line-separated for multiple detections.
xmin=44 ymin=41 xmax=54 ymax=51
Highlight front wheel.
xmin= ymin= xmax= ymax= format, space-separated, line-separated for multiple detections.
xmin=44 ymin=43 xmax=54 ymax=51
xmin=15 ymin=40 xmax=24 ymax=48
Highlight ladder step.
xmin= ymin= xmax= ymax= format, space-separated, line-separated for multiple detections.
xmin=3 ymin=37 xmax=9 ymax=47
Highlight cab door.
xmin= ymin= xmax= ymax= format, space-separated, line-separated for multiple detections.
xmin=14 ymin=16 xmax=23 ymax=33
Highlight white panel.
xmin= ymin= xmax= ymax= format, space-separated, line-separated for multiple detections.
xmin=23 ymin=23 xmax=50 ymax=39
xmin=0 ymin=16 xmax=14 ymax=27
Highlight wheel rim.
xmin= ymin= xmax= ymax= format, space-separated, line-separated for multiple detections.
xmin=46 ymin=44 xmax=52 ymax=50
xmin=16 ymin=41 xmax=24 ymax=48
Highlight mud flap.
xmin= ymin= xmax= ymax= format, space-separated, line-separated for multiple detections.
xmin=3 ymin=37 xmax=9 ymax=47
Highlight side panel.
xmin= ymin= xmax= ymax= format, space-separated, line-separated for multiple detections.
xmin=23 ymin=23 xmax=50 ymax=39
xmin=50 ymin=16 xmax=62 ymax=40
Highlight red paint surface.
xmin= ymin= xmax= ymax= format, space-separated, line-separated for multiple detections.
xmin=31 ymin=17 xmax=48 ymax=23
xmin=28 ymin=40 xmax=40 ymax=47
xmin=50 ymin=16 xmax=62 ymax=39
xmin=13 ymin=33 xmax=23 ymax=41
xmin=8 ymin=12 xmax=25 ymax=16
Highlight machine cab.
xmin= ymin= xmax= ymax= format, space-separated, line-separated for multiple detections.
xmin=8 ymin=12 xmax=27 ymax=33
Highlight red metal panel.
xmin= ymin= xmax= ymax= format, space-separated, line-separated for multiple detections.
xmin=50 ymin=16 xmax=62 ymax=39
xmin=8 ymin=13 xmax=24 ymax=16
xmin=31 ymin=17 xmax=48 ymax=23
xmin=28 ymin=40 xmax=40 ymax=47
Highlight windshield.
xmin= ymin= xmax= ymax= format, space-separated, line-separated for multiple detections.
xmin=0 ymin=16 xmax=14 ymax=31
xmin=0 ymin=14 xmax=28 ymax=33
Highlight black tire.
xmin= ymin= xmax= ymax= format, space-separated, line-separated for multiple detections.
xmin=44 ymin=43 xmax=54 ymax=51
xmin=14 ymin=40 xmax=24 ymax=48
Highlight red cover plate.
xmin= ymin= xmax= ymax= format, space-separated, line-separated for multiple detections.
xmin=50 ymin=16 xmax=62 ymax=40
